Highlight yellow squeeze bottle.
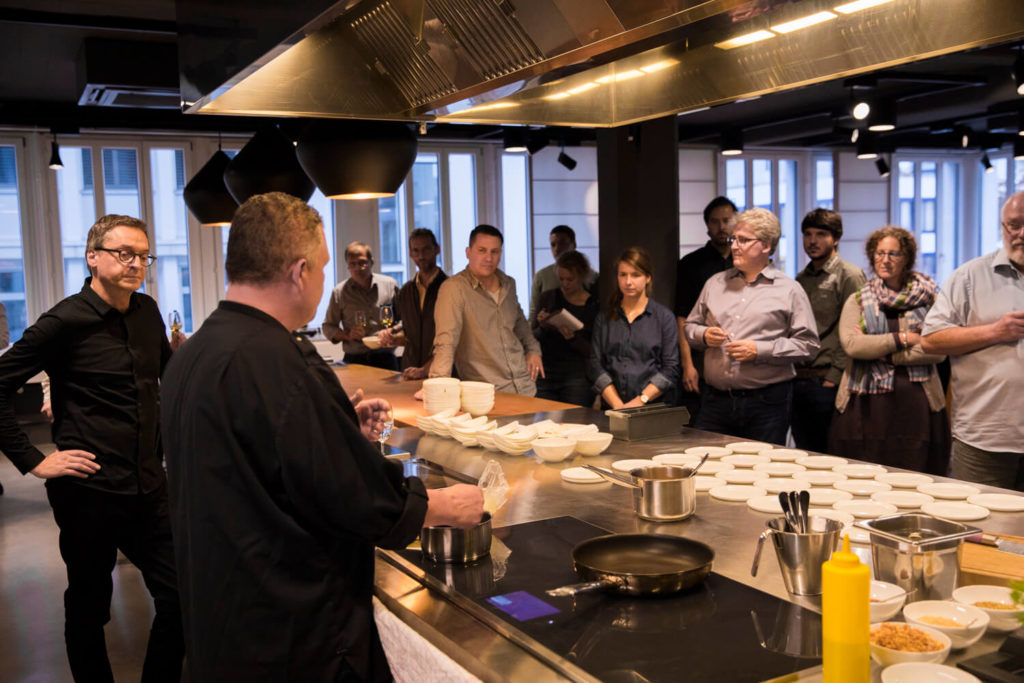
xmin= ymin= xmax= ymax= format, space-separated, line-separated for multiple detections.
xmin=821 ymin=534 xmax=870 ymax=683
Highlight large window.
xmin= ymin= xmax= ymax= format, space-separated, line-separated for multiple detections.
xmin=149 ymin=148 xmax=193 ymax=331
xmin=893 ymin=157 xmax=960 ymax=284
xmin=0 ymin=144 xmax=28 ymax=343
xmin=56 ymin=147 xmax=97 ymax=296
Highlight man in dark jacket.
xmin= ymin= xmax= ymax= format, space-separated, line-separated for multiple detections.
xmin=161 ymin=192 xmax=482 ymax=682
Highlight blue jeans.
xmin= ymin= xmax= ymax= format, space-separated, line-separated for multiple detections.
xmin=791 ymin=377 xmax=838 ymax=453
xmin=694 ymin=380 xmax=793 ymax=446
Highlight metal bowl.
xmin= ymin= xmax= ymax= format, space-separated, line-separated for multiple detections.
xmin=421 ymin=512 xmax=492 ymax=564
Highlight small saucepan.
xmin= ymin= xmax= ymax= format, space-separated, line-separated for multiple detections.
xmin=546 ymin=533 xmax=715 ymax=598
xmin=421 ymin=512 xmax=492 ymax=563
xmin=584 ymin=465 xmax=697 ymax=522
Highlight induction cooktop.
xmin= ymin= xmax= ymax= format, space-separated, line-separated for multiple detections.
xmin=390 ymin=516 xmax=822 ymax=682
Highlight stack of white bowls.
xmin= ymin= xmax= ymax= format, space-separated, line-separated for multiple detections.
xmin=423 ymin=377 xmax=461 ymax=414
xmin=460 ymin=381 xmax=495 ymax=416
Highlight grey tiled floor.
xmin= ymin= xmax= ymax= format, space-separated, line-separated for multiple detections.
xmin=0 ymin=453 xmax=155 ymax=683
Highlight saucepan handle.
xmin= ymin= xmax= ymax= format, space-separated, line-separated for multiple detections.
xmin=545 ymin=580 xmax=615 ymax=597
xmin=582 ymin=465 xmax=637 ymax=488
xmin=750 ymin=529 xmax=773 ymax=577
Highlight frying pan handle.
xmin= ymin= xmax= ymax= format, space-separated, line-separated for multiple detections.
xmin=582 ymin=465 xmax=637 ymax=488
xmin=545 ymin=579 xmax=618 ymax=597
xmin=750 ymin=529 xmax=773 ymax=577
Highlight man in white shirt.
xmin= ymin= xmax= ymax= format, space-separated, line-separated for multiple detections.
xmin=922 ymin=191 xmax=1024 ymax=489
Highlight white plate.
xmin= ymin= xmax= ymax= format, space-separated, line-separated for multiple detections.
xmin=834 ymin=464 xmax=888 ymax=479
xmin=834 ymin=479 xmax=892 ymax=496
xmin=808 ymin=508 xmax=855 ymax=525
xmin=652 ymin=453 xmax=700 ymax=466
xmin=793 ymin=470 xmax=848 ymax=486
xmin=721 ymin=454 xmax=771 ymax=468
xmin=918 ymin=483 xmax=980 ymax=500
xmin=966 ymin=493 xmax=1024 ymax=512
xmin=560 ymin=467 xmax=605 ymax=484
xmin=688 ymin=460 xmax=733 ymax=475
xmin=747 ymin=495 xmax=785 ymax=514
xmin=876 ymin=472 xmax=934 ymax=488
xmin=871 ymin=490 xmax=935 ymax=509
xmin=724 ymin=441 xmax=773 ymax=454
xmin=922 ymin=501 xmax=990 ymax=521
xmin=753 ymin=462 xmax=807 ymax=477
xmin=796 ymin=455 xmax=848 ymax=469
xmin=611 ymin=459 xmax=658 ymax=473
xmin=834 ymin=499 xmax=899 ymax=518
xmin=684 ymin=445 xmax=733 ymax=458
xmin=709 ymin=484 xmax=767 ymax=502
xmin=880 ymin=662 xmax=981 ymax=683
xmin=694 ymin=475 xmax=718 ymax=492
xmin=760 ymin=478 xmax=812 ymax=494
xmin=715 ymin=469 xmax=770 ymax=485
xmin=761 ymin=448 xmax=808 ymax=462
xmin=809 ymin=488 xmax=854 ymax=505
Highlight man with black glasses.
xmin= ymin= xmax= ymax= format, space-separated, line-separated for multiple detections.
xmin=0 ymin=214 xmax=185 ymax=682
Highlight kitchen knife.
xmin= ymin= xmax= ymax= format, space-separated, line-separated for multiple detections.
xmin=966 ymin=533 xmax=1024 ymax=556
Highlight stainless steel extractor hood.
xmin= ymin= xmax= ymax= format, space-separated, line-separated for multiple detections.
xmin=177 ymin=0 xmax=1024 ymax=127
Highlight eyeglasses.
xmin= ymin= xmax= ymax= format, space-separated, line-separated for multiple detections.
xmin=728 ymin=235 xmax=761 ymax=247
xmin=1003 ymin=221 xmax=1024 ymax=235
xmin=874 ymin=250 xmax=904 ymax=261
xmin=95 ymin=247 xmax=157 ymax=266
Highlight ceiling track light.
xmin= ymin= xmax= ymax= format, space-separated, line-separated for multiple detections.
xmin=503 ymin=128 xmax=528 ymax=153
xmin=721 ymin=129 xmax=744 ymax=156
xmin=557 ymin=144 xmax=577 ymax=171
xmin=526 ymin=131 xmax=549 ymax=155
xmin=856 ymin=133 xmax=878 ymax=160
xmin=981 ymin=153 xmax=994 ymax=173
xmin=866 ymin=99 xmax=896 ymax=132
xmin=48 ymin=132 xmax=64 ymax=170
xmin=1015 ymin=50 xmax=1024 ymax=96
xmin=954 ymin=125 xmax=973 ymax=149
xmin=875 ymin=157 xmax=891 ymax=178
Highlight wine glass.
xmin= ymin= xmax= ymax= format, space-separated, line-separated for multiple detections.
xmin=380 ymin=304 xmax=394 ymax=329
xmin=168 ymin=310 xmax=182 ymax=335
xmin=378 ymin=409 xmax=394 ymax=455
xmin=354 ymin=310 xmax=368 ymax=335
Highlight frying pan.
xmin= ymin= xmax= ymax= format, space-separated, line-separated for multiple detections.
xmin=546 ymin=534 xmax=715 ymax=598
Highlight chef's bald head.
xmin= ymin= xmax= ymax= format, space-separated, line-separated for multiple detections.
xmin=226 ymin=192 xmax=323 ymax=285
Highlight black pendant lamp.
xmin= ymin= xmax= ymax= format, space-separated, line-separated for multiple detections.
xmin=183 ymin=150 xmax=238 ymax=227
xmin=296 ymin=120 xmax=417 ymax=199
xmin=224 ymin=125 xmax=315 ymax=204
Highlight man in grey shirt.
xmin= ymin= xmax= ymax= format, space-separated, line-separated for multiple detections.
xmin=922 ymin=191 xmax=1024 ymax=489
xmin=322 ymin=241 xmax=400 ymax=370
xmin=685 ymin=208 xmax=819 ymax=445
xmin=529 ymin=225 xmax=597 ymax=319
xmin=432 ymin=224 xmax=543 ymax=395
xmin=793 ymin=209 xmax=866 ymax=453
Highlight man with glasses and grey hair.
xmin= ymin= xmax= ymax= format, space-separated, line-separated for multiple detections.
xmin=922 ymin=191 xmax=1024 ymax=490
xmin=684 ymin=207 xmax=819 ymax=445
xmin=0 ymin=214 xmax=185 ymax=682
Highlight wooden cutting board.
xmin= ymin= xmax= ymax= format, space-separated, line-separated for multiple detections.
xmin=960 ymin=532 xmax=1024 ymax=586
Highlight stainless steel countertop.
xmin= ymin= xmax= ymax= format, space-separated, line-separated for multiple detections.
xmin=376 ymin=406 xmax=1024 ymax=681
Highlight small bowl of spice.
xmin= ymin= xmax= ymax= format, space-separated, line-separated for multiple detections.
xmin=869 ymin=622 xmax=951 ymax=666
xmin=902 ymin=600 xmax=989 ymax=649
xmin=952 ymin=585 xmax=1024 ymax=633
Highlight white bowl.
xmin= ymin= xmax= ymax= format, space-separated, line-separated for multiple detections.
xmin=461 ymin=399 xmax=494 ymax=416
xmin=574 ymin=432 xmax=613 ymax=456
xmin=361 ymin=335 xmax=381 ymax=350
xmin=871 ymin=580 xmax=908 ymax=622
xmin=903 ymin=600 xmax=989 ymax=649
xmin=880 ymin=662 xmax=982 ymax=683
xmin=532 ymin=437 xmax=576 ymax=463
xmin=952 ymin=585 xmax=1024 ymax=633
xmin=870 ymin=622 xmax=951 ymax=666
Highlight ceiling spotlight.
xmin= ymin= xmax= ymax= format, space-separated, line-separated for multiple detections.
xmin=48 ymin=133 xmax=64 ymax=170
xmin=981 ymin=153 xmax=994 ymax=173
xmin=526 ymin=131 xmax=549 ymax=155
xmin=503 ymin=128 xmax=528 ymax=153
xmin=721 ymin=129 xmax=744 ymax=156
xmin=856 ymin=133 xmax=878 ymax=160
xmin=418 ymin=121 xmax=428 ymax=136
xmin=852 ymin=100 xmax=871 ymax=120
xmin=557 ymin=148 xmax=577 ymax=171
xmin=850 ymin=128 xmax=860 ymax=143
xmin=867 ymin=100 xmax=896 ymax=132
xmin=1016 ymin=51 xmax=1024 ymax=96
xmin=954 ymin=125 xmax=972 ymax=148
xmin=875 ymin=157 xmax=891 ymax=177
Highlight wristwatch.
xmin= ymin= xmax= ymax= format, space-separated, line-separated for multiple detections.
xmin=639 ymin=394 xmax=650 ymax=404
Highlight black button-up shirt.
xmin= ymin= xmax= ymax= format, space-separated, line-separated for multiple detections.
xmin=674 ymin=241 xmax=733 ymax=318
xmin=162 ymin=301 xmax=428 ymax=682
xmin=0 ymin=279 xmax=170 ymax=494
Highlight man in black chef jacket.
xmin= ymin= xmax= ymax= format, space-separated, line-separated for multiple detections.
xmin=161 ymin=192 xmax=483 ymax=682
xmin=0 ymin=214 xmax=185 ymax=682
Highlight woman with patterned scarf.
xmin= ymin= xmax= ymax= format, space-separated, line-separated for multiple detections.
xmin=828 ymin=226 xmax=950 ymax=475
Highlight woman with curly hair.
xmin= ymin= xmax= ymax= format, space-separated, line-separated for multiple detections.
xmin=828 ymin=226 xmax=950 ymax=474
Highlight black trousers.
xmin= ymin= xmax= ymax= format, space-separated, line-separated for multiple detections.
xmin=46 ymin=480 xmax=184 ymax=683
xmin=343 ymin=350 xmax=399 ymax=371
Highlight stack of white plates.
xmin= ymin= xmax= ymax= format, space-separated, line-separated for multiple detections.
xmin=477 ymin=421 xmax=519 ymax=450
xmin=449 ymin=417 xmax=495 ymax=447
xmin=493 ymin=425 xmax=538 ymax=455
xmin=460 ymin=381 xmax=495 ymax=416
xmin=416 ymin=408 xmax=457 ymax=435
xmin=433 ymin=412 xmax=473 ymax=438
xmin=423 ymin=377 xmax=462 ymax=413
